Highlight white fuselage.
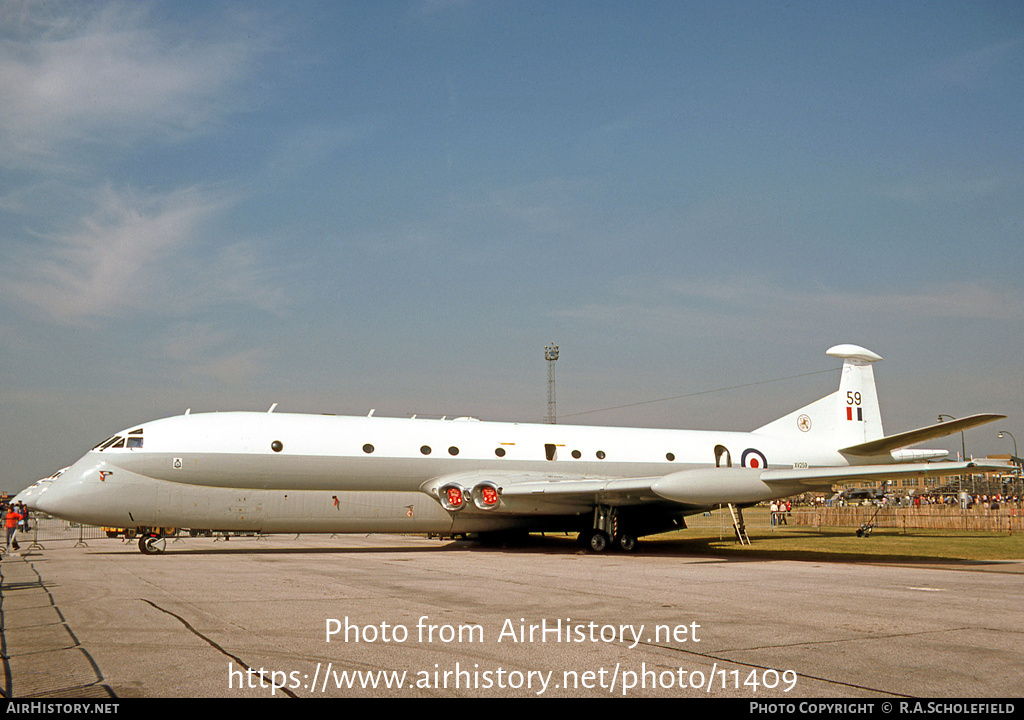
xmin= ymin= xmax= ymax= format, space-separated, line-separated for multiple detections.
xmin=30 ymin=411 xmax=838 ymax=535
xmin=28 ymin=346 xmax=994 ymax=548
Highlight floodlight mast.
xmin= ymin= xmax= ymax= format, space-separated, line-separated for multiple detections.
xmin=545 ymin=344 xmax=559 ymax=424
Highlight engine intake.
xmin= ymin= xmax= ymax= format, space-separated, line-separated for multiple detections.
xmin=438 ymin=484 xmax=467 ymax=511
xmin=471 ymin=482 xmax=500 ymax=510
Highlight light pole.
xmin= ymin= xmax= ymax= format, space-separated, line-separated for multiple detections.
xmin=997 ymin=430 xmax=1018 ymax=458
xmin=997 ymin=431 xmax=1019 ymax=496
xmin=545 ymin=344 xmax=559 ymax=425
xmin=937 ymin=414 xmax=967 ymax=460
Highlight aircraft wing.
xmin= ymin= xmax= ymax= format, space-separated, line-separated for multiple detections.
xmin=422 ymin=459 xmax=1009 ymax=513
xmin=839 ymin=413 xmax=1005 ymax=458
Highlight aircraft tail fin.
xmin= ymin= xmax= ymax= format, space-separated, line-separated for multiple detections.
xmin=754 ymin=344 xmax=884 ymax=450
xmin=754 ymin=345 xmax=1006 ymax=462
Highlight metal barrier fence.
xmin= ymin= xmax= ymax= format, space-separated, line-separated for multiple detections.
xmin=680 ymin=505 xmax=1024 ymax=534
xmin=1 ymin=516 xmax=113 ymax=551
xmin=788 ymin=505 xmax=1024 ymax=533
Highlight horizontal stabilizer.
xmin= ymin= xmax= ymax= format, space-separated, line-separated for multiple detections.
xmin=839 ymin=413 xmax=1005 ymax=458
xmin=761 ymin=459 xmax=1010 ymax=488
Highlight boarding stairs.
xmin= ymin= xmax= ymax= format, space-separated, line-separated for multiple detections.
xmin=727 ymin=504 xmax=750 ymax=545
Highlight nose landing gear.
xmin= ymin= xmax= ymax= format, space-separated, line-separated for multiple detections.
xmin=138 ymin=534 xmax=166 ymax=554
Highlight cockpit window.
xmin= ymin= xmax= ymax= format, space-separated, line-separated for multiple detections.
xmin=93 ymin=429 xmax=143 ymax=451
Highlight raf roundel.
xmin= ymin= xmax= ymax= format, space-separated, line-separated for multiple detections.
xmin=741 ymin=448 xmax=768 ymax=469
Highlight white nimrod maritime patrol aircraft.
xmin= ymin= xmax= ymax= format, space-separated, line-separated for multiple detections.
xmin=28 ymin=345 xmax=1004 ymax=554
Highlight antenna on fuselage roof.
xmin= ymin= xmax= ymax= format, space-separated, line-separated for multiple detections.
xmin=268 ymin=403 xmax=278 ymax=413
xmin=184 ymin=408 xmax=191 ymax=415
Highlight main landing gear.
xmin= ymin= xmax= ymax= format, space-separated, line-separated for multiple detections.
xmin=580 ymin=528 xmax=638 ymax=553
xmin=579 ymin=505 xmax=638 ymax=553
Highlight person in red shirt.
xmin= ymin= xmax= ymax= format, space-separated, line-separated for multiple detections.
xmin=5 ymin=504 xmax=24 ymax=553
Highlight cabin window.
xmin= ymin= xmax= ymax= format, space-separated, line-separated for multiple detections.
xmin=715 ymin=445 xmax=732 ymax=468
xmin=421 ymin=445 xmax=432 ymax=455
xmin=666 ymin=452 xmax=675 ymax=461
xmin=494 ymin=447 xmax=506 ymax=457
xmin=448 ymin=446 xmax=459 ymax=456
xmin=271 ymin=441 xmax=283 ymax=453
xmin=363 ymin=444 xmax=374 ymax=454
xmin=571 ymin=450 xmax=582 ymax=459
xmin=596 ymin=450 xmax=606 ymax=460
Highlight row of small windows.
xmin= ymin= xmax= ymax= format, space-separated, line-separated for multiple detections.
xmin=269 ymin=440 xmax=677 ymax=462
xmin=367 ymin=444 xmax=462 ymax=456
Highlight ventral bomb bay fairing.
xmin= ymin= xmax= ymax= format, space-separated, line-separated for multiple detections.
xmin=29 ymin=345 xmax=1004 ymax=553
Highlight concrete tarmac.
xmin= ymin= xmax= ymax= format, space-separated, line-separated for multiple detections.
xmin=1 ymin=533 xmax=1022 ymax=699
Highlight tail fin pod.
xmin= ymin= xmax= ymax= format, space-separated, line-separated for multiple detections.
xmin=754 ymin=344 xmax=884 ymax=449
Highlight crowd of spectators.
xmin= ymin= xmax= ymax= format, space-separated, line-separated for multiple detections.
xmin=802 ymin=490 xmax=1022 ymax=511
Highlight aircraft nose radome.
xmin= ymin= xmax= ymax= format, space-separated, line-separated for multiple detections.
xmin=30 ymin=460 xmax=99 ymax=523
xmin=31 ymin=480 xmax=73 ymax=518
xmin=33 ymin=480 xmax=106 ymax=526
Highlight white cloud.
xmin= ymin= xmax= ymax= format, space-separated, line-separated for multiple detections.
xmin=0 ymin=4 xmax=285 ymax=326
xmin=553 ymin=277 xmax=1023 ymax=339
xmin=152 ymin=321 xmax=269 ymax=384
xmin=0 ymin=2 xmax=258 ymax=168
xmin=928 ymin=38 xmax=1024 ymax=91
xmin=268 ymin=123 xmax=375 ymax=178
xmin=414 ymin=0 xmax=476 ymax=18
xmin=877 ymin=171 xmax=1017 ymax=205
xmin=5 ymin=185 xmax=213 ymax=322
xmin=1 ymin=184 xmax=283 ymax=324
xmin=690 ymin=279 xmax=1021 ymax=322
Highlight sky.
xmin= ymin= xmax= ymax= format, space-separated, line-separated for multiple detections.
xmin=1 ymin=0 xmax=1022 ymax=491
